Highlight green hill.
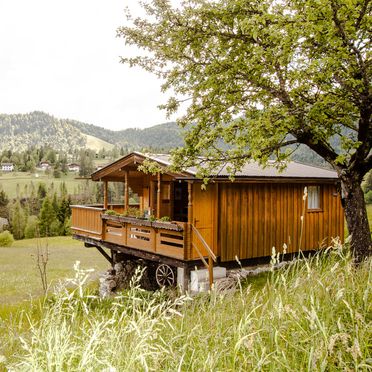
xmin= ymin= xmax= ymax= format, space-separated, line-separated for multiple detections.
xmin=0 ymin=111 xmax=183 ymax=153
xmin=0 ymin=111 xmax=329 ymax=166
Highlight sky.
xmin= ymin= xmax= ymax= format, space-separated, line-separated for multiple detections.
xmin=0 ymin=0 xmax=179 ymax=130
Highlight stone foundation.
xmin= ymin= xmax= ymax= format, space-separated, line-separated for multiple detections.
xmin=99 ymin=259 xmax=158 ymax=297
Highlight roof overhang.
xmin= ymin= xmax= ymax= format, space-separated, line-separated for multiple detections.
xmin=91 ymin=152 xmax=193 ymax=181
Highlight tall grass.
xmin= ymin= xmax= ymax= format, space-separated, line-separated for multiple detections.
xmin=2 ymin=248 xmax=371 ymax=371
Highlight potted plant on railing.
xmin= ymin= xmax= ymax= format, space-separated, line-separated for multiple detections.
xmin=152 ymin=216 xmax=183 ymax=231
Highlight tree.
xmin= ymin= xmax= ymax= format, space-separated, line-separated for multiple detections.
xmin=57 ymin=197 xmax=71 ymax=235
xmin=24 ymin=215 xmax=39 ymax=239
xmin=38 ymin=197 xmax=58 ymax=237
xmin=10 ymin=201 xmax=26 ymax=240
xmin=119 ymin=0 xmax=371 ymax=261
xmin=0 ymin=190 xmax=9 ymax=218
xmin=79 ymin=150 xmax=95 ymax=177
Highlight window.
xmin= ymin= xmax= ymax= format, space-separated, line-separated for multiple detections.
xmin=307 ymin=186 xmax=321 ymax=210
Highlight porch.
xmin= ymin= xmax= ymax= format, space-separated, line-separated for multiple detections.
xmin=71 ymin=153 xmax=218 ymax=288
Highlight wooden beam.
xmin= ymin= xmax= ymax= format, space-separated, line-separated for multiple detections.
xmin=157 ymin=172 xmax=161 ymax=219
xmin=187 ymin=181 xmax=193 ymax=260
xmin=150 ymin=179 xmax=154 ymax=216
xmin=124 ymin=170 xmax=129 ymax=210
xmin=95 ymin=246 xmax=113 ymax=265
xmin=103 ymin=180 xmax=108 ymax=209
xmin=208 ymin=255 xmax=214 ymax=289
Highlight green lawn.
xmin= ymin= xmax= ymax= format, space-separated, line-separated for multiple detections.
xmin=367 ymin=204 xmax=372 ymax=231
xmin=0 ymin=236 xmax=109 ymax=305
xmin=0 ymin=172 xmax=88 ymax=199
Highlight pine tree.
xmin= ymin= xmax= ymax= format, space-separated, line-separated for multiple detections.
xmin=57 ymin=197 xmax=71 ymax=235
xmin=38 ymin=197 xmax=58 ymax=237
xmin=0 ymin=190 xmax=9 ymax=219
xmin=10 ymin=201 xmax=26 ymax=240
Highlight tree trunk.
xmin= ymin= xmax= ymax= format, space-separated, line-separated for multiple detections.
xmin=341 ymin=175 xmax=371 ymax=262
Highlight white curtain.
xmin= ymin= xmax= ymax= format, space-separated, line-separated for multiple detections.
xmin=308 ymin=186 xmax=320 ymax=209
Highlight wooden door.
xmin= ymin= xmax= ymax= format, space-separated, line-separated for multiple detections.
xmin=191 ymin=184 xmax=217 ymax=259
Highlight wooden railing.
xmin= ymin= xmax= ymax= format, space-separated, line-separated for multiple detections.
xmin=103 ymin=217 xmax=187 ymax=260
xmin=71 ymin=206 xmax=187 ymax=260
xmin=191 ymin=224 xmax=217 ymax=288
xmin=71 ymin=205 xmax=104 ymax=240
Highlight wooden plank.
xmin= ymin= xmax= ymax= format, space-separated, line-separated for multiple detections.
xmin=246 ymin=184 xmax=253 ymax=259
xmin=219 ymin=185 xmax=227 ymax=260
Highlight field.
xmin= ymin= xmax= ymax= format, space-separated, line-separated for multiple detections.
xmin=0 ymin=244 xmax=370 ymax=370
xmin=0 ymin=172 xmax=87 ymax=199
xmin=0 ymin=237 xmax=108 ymax=305
xmin=84 ymin=134 xmax=114 ymax=151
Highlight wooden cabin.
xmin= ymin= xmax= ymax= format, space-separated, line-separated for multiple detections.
xmin=71 ymin=152 xmax=344 ymax=289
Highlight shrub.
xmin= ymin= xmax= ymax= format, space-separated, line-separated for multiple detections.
xmin=122 ymin=207 xmax=142 ymax=218
xmin=0 ymin=230 xmax=14 ymax=247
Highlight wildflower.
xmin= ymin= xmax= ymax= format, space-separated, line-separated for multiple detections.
xmin=303 ymin=186 xmax=308 ymax=200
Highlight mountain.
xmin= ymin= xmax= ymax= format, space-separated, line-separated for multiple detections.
xmin=70 ymin=119 xmax=184 ymax=150
xmin=0 ymin=111 xmax=183 ymax=152
xmin=0 ymin=111 xmax=328 ymax=167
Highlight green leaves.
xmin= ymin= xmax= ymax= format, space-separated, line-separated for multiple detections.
xmin=118 ymin=0 xmax=371 ymax=177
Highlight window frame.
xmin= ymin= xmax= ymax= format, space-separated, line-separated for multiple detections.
xmin=307 ymin=185 xmax=323 ymax=212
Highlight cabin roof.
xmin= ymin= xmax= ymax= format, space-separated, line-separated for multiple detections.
xmin=91 ymin=151 xmax=338 ymax=181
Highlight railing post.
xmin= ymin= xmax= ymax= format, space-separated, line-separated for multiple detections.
xmin=208 ymin=254 xmax=214 ymax=289
xmin=187 ymin=182 xmax=193 ymax=260
xmin=157 ymin=172 xmax=161 ymax=219
xmin=103 ymin=180 xmax=108 ymax=209
xmin=124 ymin=171 xmax=129 ymax=211
xmin=101 ymin=216 xmax=106 ymax=241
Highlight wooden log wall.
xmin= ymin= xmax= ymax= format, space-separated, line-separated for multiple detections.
xmin=218 ymin=183 xmax=344 ymax=262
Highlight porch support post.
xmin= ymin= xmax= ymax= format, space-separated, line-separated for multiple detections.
xmin=103 ymin=180 xmax=108 ymax=209
xmin=187 ymin=181 xmax=193 ymax=260
xmin=157 ymin=172 xmax=161 ymax=219
xmin=124 ymin=170 xmax=129 ymax=210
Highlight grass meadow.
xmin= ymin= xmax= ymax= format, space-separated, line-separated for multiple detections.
xmin=0 ymin=237 xmax=108 ymax=306
xmin=0 ymin=172 xmax=85 ymax=199
xmin=0 ymin=245 xmax=370 ymax=371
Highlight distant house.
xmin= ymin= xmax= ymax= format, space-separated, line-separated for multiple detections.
xmin=39 ymin=161 xmax=51 ymax=170
xmin=1 ymin=163 xmax=14 ymax=172
xmin=0 ymin=217 xmax=9 ymax=231
xmin=68 ymin=163 xmax=80 ymax=172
